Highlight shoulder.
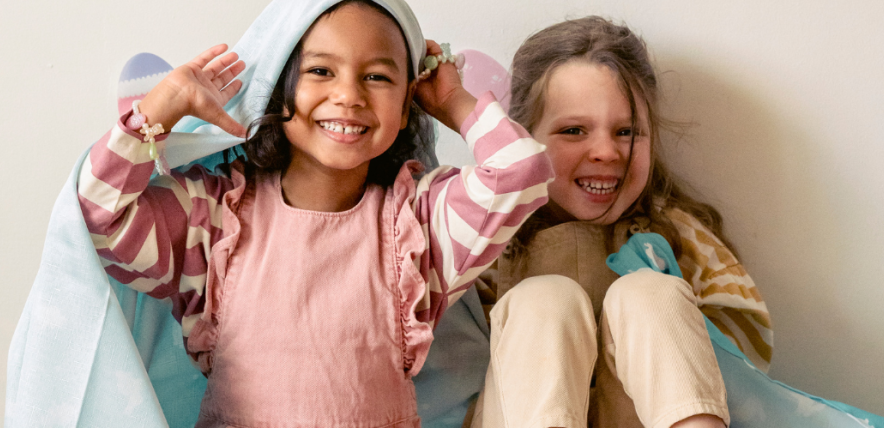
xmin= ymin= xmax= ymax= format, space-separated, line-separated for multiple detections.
xmin=665 ymin=207 xmax=737 ymax=263
xmin=664 ymin=207 xmax=748 ymax=286
xmin=665 ymin=208 xmax=722 ymax=244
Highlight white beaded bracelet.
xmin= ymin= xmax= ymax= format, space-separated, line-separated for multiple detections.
xmin=130 ymin=100 xmax=165 ymax=161
xmin=128 ymin=100 xmax=170 ymax=175
xmin=418 ymin=43 xmax=465 ymax=81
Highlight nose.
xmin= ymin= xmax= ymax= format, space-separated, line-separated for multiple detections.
xmin=330 ymin=77 xmax=367 ymax=108
xmin=587 ymin=134 xmax=621 ymax=163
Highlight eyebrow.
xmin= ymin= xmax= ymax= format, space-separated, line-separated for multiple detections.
xmin=301 ymin=51 xmax=401 ymax=72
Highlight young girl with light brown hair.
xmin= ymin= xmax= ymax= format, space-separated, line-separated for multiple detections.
xmin=469 ymin=16 xmax=772 ymax=428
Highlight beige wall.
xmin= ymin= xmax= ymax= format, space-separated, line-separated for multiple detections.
xmin=2 ymin=0 xmax=882 ymax=417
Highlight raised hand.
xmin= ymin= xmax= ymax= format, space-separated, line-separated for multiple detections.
xmin=414 ymin=40 xmax=477 ymax=132
xmin=137 ymin=44 xmax=247 ymax=137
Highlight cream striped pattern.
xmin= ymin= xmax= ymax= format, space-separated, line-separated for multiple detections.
xmin=668 ymin=208 xmax=774 ymax=372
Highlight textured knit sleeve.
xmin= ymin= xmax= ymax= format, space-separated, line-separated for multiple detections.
xmin=412 ymin=92 xmax=554 ymax=329
xmin=76 ymin=112 xmax=235 ymax=336
xmin=667 ymin=208 xmax=774 ymax=372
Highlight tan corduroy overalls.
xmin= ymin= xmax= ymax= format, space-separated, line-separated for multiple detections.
xmin=470 ymin=221 xmax=729 ymax=428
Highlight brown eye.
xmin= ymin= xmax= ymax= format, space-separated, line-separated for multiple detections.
xmin=365 ymin=74 xmax=392 ymax=82
xmin=616 ymin=128 xmax=633 ymax=137
xmin=561 ymin=127 xmax=583 ymax=135
xmin=306 ymin=67 xmax=331 ymax=77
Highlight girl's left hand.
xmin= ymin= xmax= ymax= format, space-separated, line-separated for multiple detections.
xmin=414 ymin=40 xmax=477 ymax=132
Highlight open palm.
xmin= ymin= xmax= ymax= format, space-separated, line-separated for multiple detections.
xmin=139 ymin=44 xmax=247 ymax=137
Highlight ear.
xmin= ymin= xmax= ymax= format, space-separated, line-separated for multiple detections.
xmin=400 ymin=80 xmax=417 ymax=130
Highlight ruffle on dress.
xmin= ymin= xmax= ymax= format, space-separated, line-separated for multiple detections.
xmin=390 ymin=160 xmax=434 ymax=376
xmin=186 ymin=162 xmax=249 ymax=374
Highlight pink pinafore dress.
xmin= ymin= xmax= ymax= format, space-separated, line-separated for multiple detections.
xmin=191 ymin=169 xmax=424 ymax=427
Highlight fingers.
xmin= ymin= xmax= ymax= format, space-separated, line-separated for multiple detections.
xmin=204 ymin=50 xmax=239 ymax=75
xmin=421 ymin=39 xmax=458 ymax=76
xmin=206 ymin=108 xmax=247 ymax=138
xmin=425 ymin=39 xmax=443 ymax=56
xmin=191 ymin=44 xmax=230 ymax=69
xmin=205 ymin=51 xmax=241 ymax=78
xmin=189 ymin=45 xmax=246 ymax=91
xmin=219 ymin=79 xmax=244 ymax=102
xmin=210 ymin=58 xmax=246 ymax=91
xmin=216 ymin=80 xmax=246 ymax=137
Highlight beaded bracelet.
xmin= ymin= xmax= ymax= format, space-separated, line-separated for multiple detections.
xmin=125 ymin=100 xmax=170 ymax=175
xmin=128 ymin=100 xmax=165 ymax=161
xmin=418 ymin=43 xmax=465 ymax=81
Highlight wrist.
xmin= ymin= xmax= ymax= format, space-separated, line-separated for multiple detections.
xmin=124 ymin=100 xmax=168 ymax=162
xmin=443 ymin=89 xmax=477 ymax=132
xmin=138 ymin=86 xmax=187 ymax=131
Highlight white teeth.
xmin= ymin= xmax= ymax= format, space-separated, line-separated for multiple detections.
xmin=318 ymin=121 xmax=366 ymax=135
xmin=576 ymin=178 xmax=619 ymax=195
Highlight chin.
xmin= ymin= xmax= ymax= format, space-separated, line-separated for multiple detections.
xmin=573 ymin=208 xmax=621 ymax=224
xmin=315 ymin=156 xmax=368 ymax=172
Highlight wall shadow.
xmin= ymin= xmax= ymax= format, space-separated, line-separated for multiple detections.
xmin=652 ymin=49 xmax=884 ymax=414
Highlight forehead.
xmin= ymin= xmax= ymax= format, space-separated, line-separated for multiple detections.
xmin=303 ymin=3 xmax=409 ymax=68
xmin=544 ymin=61 xmax=648 ymax=122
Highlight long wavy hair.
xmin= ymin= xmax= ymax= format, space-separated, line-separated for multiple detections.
xmin=508 ymin=16 xmax=735 ymax=257
xmin=240 ymin=0 xmax=436 ymax=186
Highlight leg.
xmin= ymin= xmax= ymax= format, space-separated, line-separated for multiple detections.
xmin=595 ymin=270 xmax=729 ymax=428
xmin=472 ymin=275 xmax=597 ymax=428
xmin=671 ymin=414 xmax=726 ymax=428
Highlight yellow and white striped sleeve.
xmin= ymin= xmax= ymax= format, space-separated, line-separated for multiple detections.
xmin=668 ymin=208 xmax=774 ymax=372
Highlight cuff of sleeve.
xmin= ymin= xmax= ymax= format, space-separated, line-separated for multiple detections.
xmin=118 ymin=109 xmax=171 ymax=143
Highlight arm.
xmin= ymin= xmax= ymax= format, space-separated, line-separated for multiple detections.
xmin=77 ymin=114 xmax=235 ymax=327
xmin=77 ymin=44 xmax=245 ymax=330
xmin=668 ymin=208 xmax=774 ymax=372
xmin=414 ymin=92 xmax=554 ymax=327
xmin=409 ymin=40 xmax=553 ymax=327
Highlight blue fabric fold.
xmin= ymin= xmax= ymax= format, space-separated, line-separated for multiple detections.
xmin=6 ymin=149 xmax=199 ymax=427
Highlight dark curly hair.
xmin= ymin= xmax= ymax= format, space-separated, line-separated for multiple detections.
xmin=241 ymin=0 xmax=436 ymax=186
xmin=509 ymin=16 xmax=735 ymax=258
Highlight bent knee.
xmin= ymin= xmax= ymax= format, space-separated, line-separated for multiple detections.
xmin=493 ymin=275 xmax=594 ymax=325
xmin=604 ymin=270 xmax=696 ymax=312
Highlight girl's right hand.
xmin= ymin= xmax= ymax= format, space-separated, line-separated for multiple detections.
xmin=414 ymin=40 xmax=477 ymax=133
xmin=137 ymin=44 xmax=247 ymax=137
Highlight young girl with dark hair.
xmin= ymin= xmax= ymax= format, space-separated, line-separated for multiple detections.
xmin=469 ymin=16 xmax=772 ymax=428
xmin=75 ymin=0 xmax=553 ymax=425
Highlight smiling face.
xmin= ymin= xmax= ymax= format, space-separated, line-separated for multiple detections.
xmin=283 ymin=3 xmax=413 ymax=178
xmin=532 ymin=61 xmax=651 ymax=225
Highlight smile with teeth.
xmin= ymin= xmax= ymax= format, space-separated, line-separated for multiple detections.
xmin=576 ymin=178 xmax=619 ymax=195
xmin=318 ymin=121 xmax=368 ymax=135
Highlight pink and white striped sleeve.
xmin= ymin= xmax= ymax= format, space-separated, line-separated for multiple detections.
xmin=77 ymin=113 xmax=234 ymax=333
xmin=413 ymin=92 xmax=554 ymax=327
